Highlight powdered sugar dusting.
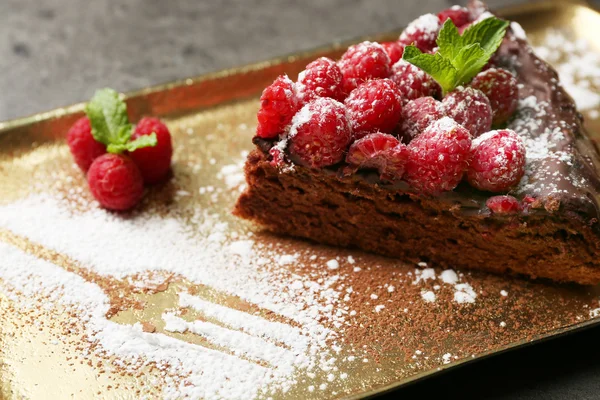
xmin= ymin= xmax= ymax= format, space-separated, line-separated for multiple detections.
xmin=0 ymin=194 xmax=346 ymax=398
xmin=534 ymin=30 xmax=600 ymax=114
xmin=414 ymin=267 xmax=477 ymax=304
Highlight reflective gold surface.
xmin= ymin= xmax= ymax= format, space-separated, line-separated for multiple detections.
xmin=2 ymin=1 xmax=600 ymax=399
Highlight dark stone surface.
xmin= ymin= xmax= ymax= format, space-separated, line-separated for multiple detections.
xmin=0 ymin=0 xmax=525 ymax=120
xmin=2 ymin=1 xmax=600 ymax=399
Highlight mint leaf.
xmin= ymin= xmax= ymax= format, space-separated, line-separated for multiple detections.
xmin=106 ymin=133 xmax=157 ymax=153
xmin=451 ymin=43 xmax=487 ymax=88
xmin=461 ymin=18 xmax=510 ymax=55
xmin=124 ymin=133 xmax=158 ymax=152
xmin=402 ymin=46 xmax=457 ymax=94
xmin=85 ymin=88 xmax=132 ymax=149
xmin=85 ymin=88 xmax=157 ymax=154
xmin=402 ymin=16 xmax=509 ymax=95
xmin=436 ymin=19 xmax=463 ymax=61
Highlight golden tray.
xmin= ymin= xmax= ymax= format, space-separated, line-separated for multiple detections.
xmin=2 ymin=1 xmax=600 ymax=399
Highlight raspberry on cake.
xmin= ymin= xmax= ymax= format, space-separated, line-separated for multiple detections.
xmin=297 ymin=57 xmax=344 ymax=102
xmin=404 ymin=117 xmax=471 ymax=195
xmin=346 ymin=132 xmax=408 ymax=181
xmin=256 ymin=75 xmax=301 ymax=139
xmin=345 ymin=79 xmax=402 ymax=138
xmin=399 ymin=13 xmax=441 ymax=53
xmin=235 ymin=1 xmax=600 ymax=285
xmin=399 ymin=96 xmax=445 ymax=142
xmin=470 ymin=68 xmax=519 ymax=125
xmin=390 ymin=60 xmax=442 ymax=103
xmin=288 ymin=97 xmax=352 ymax=168
xmin=486 ymin=195 xmax=521 ymax=214
xmin=438 ymin=6 xmax=472 ymax=28
xmin=338 ymin=41 xmax=392 ymax=94
xmin=442 ymin=87 xmax=492 ymax=137
xmin=380 ymin=41 xmax=405 ymax=65
xmin=467 ymin=129 xmax=526 ymax=192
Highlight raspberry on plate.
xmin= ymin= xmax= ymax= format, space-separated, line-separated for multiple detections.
xmin=467 ymin=129 xmax=526 ymax=192
xmin=346 ymin=132 xmax=408 ymax=181
xmin=405 ymin=117 xmax=472 ymax=195
xmin=256 ymin=75 xmax=301 ymax=139
xmin=470 ymin=68 xmax=519 ymax=125
xmin=442 ymin=87 xmax=492 ymax=137
xmin=67 ymin=116 xmax=107 ymax=172
xmin=338 ymin=41 xmax=392 ymax=95
xmin=87 ymin=153 xmax=144 ymax=211
xmin=399 ymin=13 xmax=441 ymax=53
xmin=437 ymin=6 xmax=471 ymax=28
xmin=486 ymin=195 xmax=521 ymax=214
xmin=297 ymin=57 xmax=344 ymax=102
xmin=288 ymin=97 xmax=352 ymax=168
xmin=128 ymin=117 xmax=173 ymax=184
xmin=399 ymin=96 xmax=445 ymax=143
xmin=390 ymin=60 xmax=442 ymax=103
xmin=380 ymin=41 xmax=405 ymax=65
xmin=345 ymin=79 xmax=402 ymax=139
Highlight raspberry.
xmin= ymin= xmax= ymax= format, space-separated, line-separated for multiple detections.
xmin=288 ymin=98 xmax=352 ymax=168
xmin=437 ymin=6 xmax=471 ymax=28
xmin=467 ymin=129 xmax=526 ymax=192
xmin=380 ymin=41 xmax=405 ymax=65
xmin=399 ymin=13 xmax=441 ymax=53
xmin=399 ymin=96 xmax=445 ymax=143
xmin=297 ymin=57 xmax=344 ymax=102
xmin=87 ymin=154 xmax=144 ymax=211
xmin=390 ymin=60 xmax=442 ymax=103
xmin=129 ymin=117 xmax=173 ymax=184
xmin=338 ymin=41 xmax=392 ymax=94
xmin=486 ymin=195 xmax=521 ymax=214
xmin=256 ymin=75 xmax=301 ymax=139
xmin=346 ymin=132 xmax=408 ymax=181
xmin=470 ymin=68 xmax=519 ymax=125
xmin=442 ymin=87 xmax=492 ymax=137
xmin=345 ymin=79 xmax=402 ymax=139
xmin=67 ymin=117 xmax=107 ymax=172
xmin=405 ymin=117 xmax=471 ymax=195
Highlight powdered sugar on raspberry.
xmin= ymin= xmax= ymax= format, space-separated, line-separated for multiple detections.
xmin=400 ymin=13 xmax=440 ymax=43
xmin=288 ymin=103 xmax=315 ymax=139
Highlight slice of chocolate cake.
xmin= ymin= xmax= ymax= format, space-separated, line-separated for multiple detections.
xmin=234 ymin=1 xmax=600 ymax=285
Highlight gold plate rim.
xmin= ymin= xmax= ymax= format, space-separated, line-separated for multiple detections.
xmin=1 ymin=1 xmax=600 ymax=399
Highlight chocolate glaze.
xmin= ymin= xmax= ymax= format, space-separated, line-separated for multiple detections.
xmin=252 ymin=1 xmax=600 ymax=232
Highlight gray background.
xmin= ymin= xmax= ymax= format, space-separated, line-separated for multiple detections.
xmin=0 ymin=0 xmax=544 ymax=121
xmin=2 ymin=1 xmax=600 ymax=399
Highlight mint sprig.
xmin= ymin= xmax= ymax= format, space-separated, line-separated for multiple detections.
xmin=402 ymin=17 xmax=510 ymax=95
xmin=85 ymin=88 xmax=157 ymax=154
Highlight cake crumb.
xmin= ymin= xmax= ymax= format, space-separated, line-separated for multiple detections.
xmin=141 ymin=322 xmax=156 ymax=333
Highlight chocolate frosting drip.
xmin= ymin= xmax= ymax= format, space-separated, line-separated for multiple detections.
xmin=253 ymin=1 xmax=600 ymax=229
